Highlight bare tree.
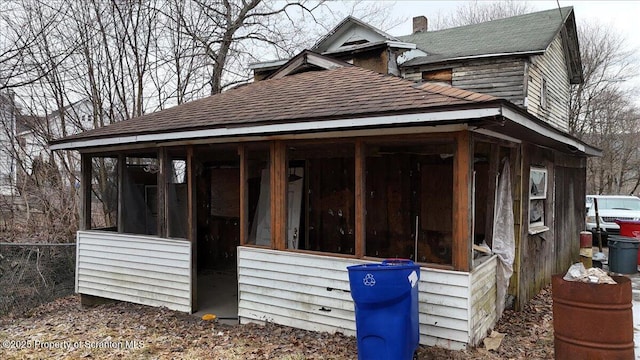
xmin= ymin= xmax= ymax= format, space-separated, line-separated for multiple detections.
xmin=0 ymin=0 xmax=74 ymax=91
xmin=569 ymin=21 xmax=638 ymax=136
xmin=431 ymin=0 xmax=534 ymax=30
xmin=568 ymin=21 xmax=640 ymax=194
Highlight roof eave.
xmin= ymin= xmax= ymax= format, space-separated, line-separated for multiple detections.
xmin=50 ymin=100 xmax=599 ymax=158
xmin=50 ymin=105 xmax=505 ymax=151
xmin=400 ymin=50 xmax=545 ymax=68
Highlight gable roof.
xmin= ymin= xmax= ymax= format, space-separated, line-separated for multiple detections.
xmin=312 ymin=16 xmax=415 ymax=56
xmin=398 ymin=7 xmax=582 ymax=83
xmin=267 ymin=50 xmax=350 ymax=80
xmin=313 ymin=16 xmax=399 ymax=53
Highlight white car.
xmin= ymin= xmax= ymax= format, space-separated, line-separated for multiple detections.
xmin=586 ymin=195 xmax=640 ymax=243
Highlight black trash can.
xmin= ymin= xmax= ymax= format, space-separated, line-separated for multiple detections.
xmin=347 ymin=259 xmax=420 ymax=360
xmin=608 ymin=235 xmax=639 ymax=274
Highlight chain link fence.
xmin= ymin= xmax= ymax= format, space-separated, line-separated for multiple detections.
xmin=0 ymin=242 xmax=75 ymax=316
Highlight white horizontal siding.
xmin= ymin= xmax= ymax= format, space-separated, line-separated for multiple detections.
xmin=419 ymin=267 xmax=471 ymax=350
xmin=469 ymin=256 xmax=498 ymax=346
xmin=76 ymin=231 xmax=192 ymax=312
xmin=238 ymin=247 xmax=359 ymax=335
xmin=238 ymin=247 xmax=474 ymax=350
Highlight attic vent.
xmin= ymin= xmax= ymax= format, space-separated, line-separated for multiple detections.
xmin=342 ymin=39 xmax=369 ymax=47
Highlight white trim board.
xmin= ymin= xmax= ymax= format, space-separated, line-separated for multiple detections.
xmin=50 ymin=108 xmax=501 ymax=150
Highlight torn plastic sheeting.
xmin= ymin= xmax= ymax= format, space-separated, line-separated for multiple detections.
xmin=493 ymin=159 xmax=515 ymax=318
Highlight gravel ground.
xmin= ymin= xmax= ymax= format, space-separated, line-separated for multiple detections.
xmin=0 ymin=287 xmax=554 ymax=359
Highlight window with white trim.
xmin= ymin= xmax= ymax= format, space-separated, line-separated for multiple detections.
xmin=528 ymin=167 xmax=548 ymax=234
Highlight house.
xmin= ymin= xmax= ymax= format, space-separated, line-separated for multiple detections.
xmin=17 ymin=98 xmax=96 ymax=186
xmin=50 ymin=7 xmax=598 ymax=350
xmin=0 ymin=91 xmax=19 ymax=196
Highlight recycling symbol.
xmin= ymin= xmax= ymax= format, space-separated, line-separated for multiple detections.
xmin=363 ymin=273 xmax=376 ymax=287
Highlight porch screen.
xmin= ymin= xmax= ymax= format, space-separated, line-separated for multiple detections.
xmin=286 ymin=142 xmax=355 ymax=254
xmin=89 ymin=156 xmax=118 ymax=231
xmin=365 ymin=140 xmax=454 ymax=265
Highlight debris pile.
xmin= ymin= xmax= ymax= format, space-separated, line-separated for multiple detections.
xmin=562 ymin=262 xmax=617 ymax=284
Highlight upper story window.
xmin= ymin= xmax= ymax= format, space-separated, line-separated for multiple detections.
xmin=422 ymin=69 xmax=452 ymax=85
xmin=540 ymin=77 xmax=548 ymax=109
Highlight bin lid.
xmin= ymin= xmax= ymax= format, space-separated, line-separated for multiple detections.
xmin=608 ymin=235 xmax=640 ymax=243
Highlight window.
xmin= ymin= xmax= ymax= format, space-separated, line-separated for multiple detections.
xmin=540 ymin=77 xmax=548 ymax=109
xmin=528 ymin=167 xmax=548 ymax=234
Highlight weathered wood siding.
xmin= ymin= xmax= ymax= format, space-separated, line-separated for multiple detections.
xmin=514 ymin=144 xmax=556 ymax=310
xmin=403 ymin=58 xmax=527 ymax=107
xmin=553 ymin=155 xmax=586 ymax=278
xmin=469 ymin=256 xmax=498 ymax=346
xmin=238 ymin=247 xmax=491 ymax=350
xmin=76 ymin=231 xmax=192 ymax=312
xmin=526 ymin=35 xmax=570 ymax=131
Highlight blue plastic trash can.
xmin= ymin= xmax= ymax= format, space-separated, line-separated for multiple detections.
xmin=347 ymin=259 xmax=420 ymax=360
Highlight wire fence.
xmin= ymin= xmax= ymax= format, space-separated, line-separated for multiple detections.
xmin=0 ymin=242 xmax=76 ymax=316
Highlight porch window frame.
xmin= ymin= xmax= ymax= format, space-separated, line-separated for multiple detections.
xmin=244 ymin=133 xmax=471 ymax=271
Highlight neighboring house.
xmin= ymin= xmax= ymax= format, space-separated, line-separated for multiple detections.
xmin=0 ymin=91 xmax=19 ymax=196
xmin=18 ymin=99 xmax=96 ymax=186
xmin=50 ymin=7 xmax=598 ymax=350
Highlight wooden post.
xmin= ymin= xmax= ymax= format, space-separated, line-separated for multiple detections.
xmin=157 ymin=148 xmax=167 ymax=237
xmin=238 ymin=145 xmax=248 ymax=245
xmin=117 ymin=154 xmax=125 ymax=233
xmin=80 ymin=153 xmax=92 ymax=231
xmin=485 ymin=143 xmax=499 ymax=247
xmin=453 ymin=131 xmax=471 ymax=271
xmin=270 ymin=141 xmax=287 ymax=250
xmin=355 ymin=139 xmax=366 ymax=258
xmin=187 ymin=145 xmax=197 ymax=312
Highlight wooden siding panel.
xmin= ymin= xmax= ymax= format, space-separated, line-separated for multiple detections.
xmin=403 ymin=58 xmax=526 ymax=106
xmin=452 ymin=59 xmax=526 ymax=106
xmin=526 ymin=35 xmax=570 ymax=131
xmin=469 ymin=256 xmax=498 ymax=346
xmin=76 ymin=231 xmax=192 ymax=312
xmin=238 ymin=247 xmax=476 ymax=349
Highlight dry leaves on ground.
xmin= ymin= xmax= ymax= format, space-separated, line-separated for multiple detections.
xmin=0 ymin=286 xmax=554 ymax=359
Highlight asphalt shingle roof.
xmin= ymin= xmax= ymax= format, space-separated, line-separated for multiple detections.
xmin=51 ymin=66 xmax=497 ymax=145
xmin=399 ymin=7 xmax=573 ymax=67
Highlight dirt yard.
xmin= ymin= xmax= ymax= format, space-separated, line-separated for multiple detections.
xmin=0 ymin=287 xmax=554 ymax=359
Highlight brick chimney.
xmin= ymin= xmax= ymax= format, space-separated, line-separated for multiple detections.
xmin=413 ymin=16 xmax=428 ymax=33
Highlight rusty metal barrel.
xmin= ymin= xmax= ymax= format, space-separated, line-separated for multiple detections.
xmin=552 ymin=274 xmax=634 ymax=359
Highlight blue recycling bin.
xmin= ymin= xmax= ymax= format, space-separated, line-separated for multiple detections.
xmin=347 ymin=259 xmax=420 ymax=360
